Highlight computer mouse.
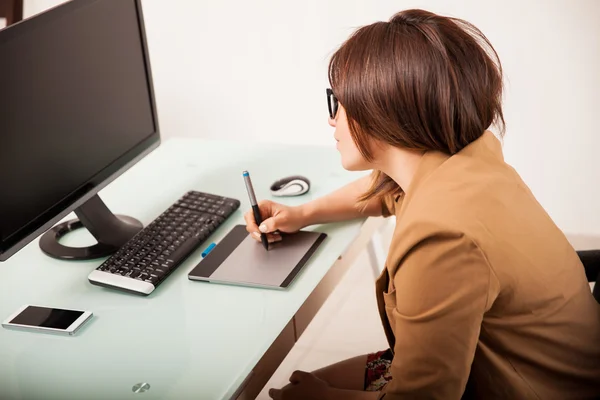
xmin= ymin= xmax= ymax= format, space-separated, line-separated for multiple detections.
xmin=270 ymin=175 xmax=310 ymax=197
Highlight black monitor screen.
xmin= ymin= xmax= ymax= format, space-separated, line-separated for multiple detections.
xmin=0 ymin=0 xmax=156 ymax=246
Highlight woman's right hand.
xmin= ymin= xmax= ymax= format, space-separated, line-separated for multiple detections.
xmin=244 ymin=200 xmax=309 ymax=244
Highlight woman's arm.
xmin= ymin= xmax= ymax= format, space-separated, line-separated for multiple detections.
xmin=302 ymin=174 xmax=384 ymax=226
xmin=245 ymin=173 xmax=390 ymax=243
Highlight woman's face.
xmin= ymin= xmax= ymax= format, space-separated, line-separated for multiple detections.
xmin=329 ymin=105 xmax=371 ymax=171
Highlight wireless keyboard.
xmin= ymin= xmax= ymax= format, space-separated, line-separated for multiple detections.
xmin=88 ymin=191 xmax=240 ymax=295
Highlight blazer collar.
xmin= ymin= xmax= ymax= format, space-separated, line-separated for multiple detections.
xmin=395 ymin=130 xmax=503 ymax=216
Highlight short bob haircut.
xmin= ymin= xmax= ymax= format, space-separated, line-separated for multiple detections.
xmin=328 ymin=9 xmax=505 ymax=202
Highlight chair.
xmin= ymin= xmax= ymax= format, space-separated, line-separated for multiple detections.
xmin=577 ymin=250 xmax=600 ymax=302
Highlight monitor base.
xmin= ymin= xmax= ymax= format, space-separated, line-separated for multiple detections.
xmin=39 ymin=195 xmax=143 ymax=260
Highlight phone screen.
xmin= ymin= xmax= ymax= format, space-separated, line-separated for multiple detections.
xmin=9 ymin=306 xmax=84 ymax=330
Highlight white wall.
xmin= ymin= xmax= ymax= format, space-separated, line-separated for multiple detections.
xmin=23 ymin=0 xmax=600 ymax=237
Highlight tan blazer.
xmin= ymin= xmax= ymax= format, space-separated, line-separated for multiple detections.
xmin=375 ymin=131 xmax=600 ymax=399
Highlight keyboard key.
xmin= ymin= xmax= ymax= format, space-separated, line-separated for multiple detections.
xmin=160 ymin=263 xmax=172 ymax=270
xmin=217 ymin=206 xmax=233 ymax=217
xmin=166 ymin=234 xmax=203 ymax=265
xmin=225 ymin=201 xmax=239 ymax=209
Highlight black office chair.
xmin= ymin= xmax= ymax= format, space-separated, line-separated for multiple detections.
xmin=577 ymin=250 xmax=600 ymax=303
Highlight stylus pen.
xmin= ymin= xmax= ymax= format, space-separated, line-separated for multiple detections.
xmin=243 ymin=170 xmax=269 ymax=250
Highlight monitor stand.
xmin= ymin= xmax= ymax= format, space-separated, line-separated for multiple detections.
xmin=39 ymin=194 xmax=143 ymax=260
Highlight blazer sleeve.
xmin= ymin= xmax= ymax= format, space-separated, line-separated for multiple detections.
xmin=377 ymin=232 xmax=500 ymax=400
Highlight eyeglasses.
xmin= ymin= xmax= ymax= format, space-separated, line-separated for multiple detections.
xmin=326 ymin=88 xmax=339 ymax=119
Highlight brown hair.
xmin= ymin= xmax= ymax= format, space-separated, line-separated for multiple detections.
xmin=328 ymin=9 xmax=505 ymax=203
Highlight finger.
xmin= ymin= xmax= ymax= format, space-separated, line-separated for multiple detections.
xmin=250 ymin=232 xmax=282 ymax=243
xmin=258 ymin=216 xmax=283 ymax=234
xmin=245 ymin=210 xmax=263 ymax=243
xmin=268 ymin=388 xmax=282 ymax=400
xmin=244 ymin=209 xmax=259 ymax=233
xmin=266 ymin=233 xmax=283 ymax=243
xmin=289 ymin=370 xmax=309 ymax=384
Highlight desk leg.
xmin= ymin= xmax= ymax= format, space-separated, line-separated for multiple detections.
xmin=233 ymin=319 xmax=295 ymax=400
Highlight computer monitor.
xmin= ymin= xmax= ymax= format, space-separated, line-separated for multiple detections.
xmin=0 ymin=0 xmax=160 ymax=262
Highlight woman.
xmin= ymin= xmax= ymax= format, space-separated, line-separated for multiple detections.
xmin=245 ymin=9 xmax=600 ymax=400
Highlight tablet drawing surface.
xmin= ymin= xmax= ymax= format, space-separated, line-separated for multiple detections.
xmin=188 ymin=225 xmax=326 ymax=289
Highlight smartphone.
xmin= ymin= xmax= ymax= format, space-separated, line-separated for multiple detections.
xmin=2 ymin=305 xmax=93 ymax=336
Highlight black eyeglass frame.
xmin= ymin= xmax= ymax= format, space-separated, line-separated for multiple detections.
xmin=326 ymin=88 xmax=339 ymax=119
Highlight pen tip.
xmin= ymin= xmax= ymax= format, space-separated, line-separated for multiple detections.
xmin=242 ymin=171 xmax=249 ymax=177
